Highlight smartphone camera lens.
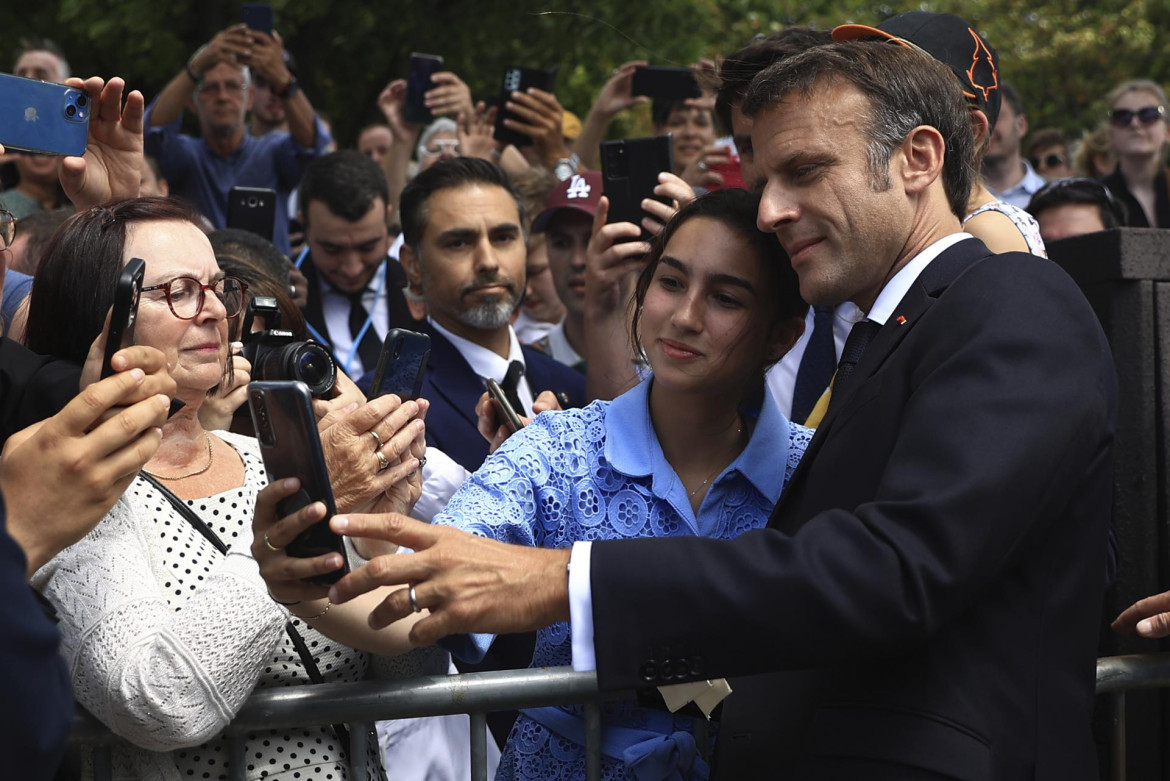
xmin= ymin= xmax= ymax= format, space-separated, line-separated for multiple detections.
xmin=66 ymin=104 xmax=77 ymax=117
xmin=77 ymin=94 xmax=88 ymax=107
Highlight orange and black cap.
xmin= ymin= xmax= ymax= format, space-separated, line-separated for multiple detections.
xmin=833 ymin=11 xmax=1001 ymax=130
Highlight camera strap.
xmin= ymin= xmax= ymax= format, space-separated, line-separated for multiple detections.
xmin=139 ymin=472 xmax=353 ymax=751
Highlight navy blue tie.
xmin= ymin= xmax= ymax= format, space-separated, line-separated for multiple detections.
xmin=831 ymin=319 xmax=882 ymax=404
xmin=791 ymin=305 xmax=837 ymax=423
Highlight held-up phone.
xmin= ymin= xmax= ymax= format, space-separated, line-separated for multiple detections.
xmin=101 ymin=257 xmax=146 ymax=379
xmin=493 ymin=65 xmax=558 ymax=148
xmin=226 ymin=186 xmax=277 ymax=242
xmin=241 ymin=2 xmax=273 ymax=35
xmin=707 ymin=156 xmax=746 ymax=191
xmin=0 ymin=73 xmax=90 ymax=157
xmin=485 ymin=378 xmax=525 ymax=434
xmin=600 ymin=135 xmax=675 ymax=240
xmin=248 ymin=381 xmax=348 ymax=586
xmin=369 ymin=329 xmax=430 ymax=401
xmin=404 ymin=53 xmax=444 ymax=125
xmin=631 ymin=66 xmax=701 ymax=100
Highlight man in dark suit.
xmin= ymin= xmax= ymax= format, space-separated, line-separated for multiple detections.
xmin=329 ymin=42 xmax=1115 ymax=780
xmin=297 ymin=151 xmax=420 ymax=383
xmin=397 ymin=157 xmax=585 ymax=473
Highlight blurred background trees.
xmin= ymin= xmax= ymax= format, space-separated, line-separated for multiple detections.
xmin=5 ymin=0 xmax=1166 ymax=147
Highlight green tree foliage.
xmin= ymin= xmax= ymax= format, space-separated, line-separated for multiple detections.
xmin=4 ymin=1 xmax=1167 ymax=147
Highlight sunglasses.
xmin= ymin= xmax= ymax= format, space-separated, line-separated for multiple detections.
xmin=1109 ymin=105 xmax=1165 ymax=128
xmin=1030 ymin=153 xmax=1066 ymax=170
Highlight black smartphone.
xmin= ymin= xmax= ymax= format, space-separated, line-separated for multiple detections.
xmin=101 ymin=257 xmax=146 ymax=379
xmin=369 ymin=328 xmax=430 ymax=401
xmin=600 ymin=135 xmax=675 ymax=240
xmin=631 ymin=66 xmax=701 ymax=100
xmin=0 ymin=73 xmax=90 ymax=157
xmin=241 ymin=2 xmax=273 ymax=35
xmin=248 ymin=380 xmax=348 ymax=586
xmin=485 ymin=378 xmax=525 ymax=434
xmin=226 ymin=186 xmax=276 ymax=242
xmin=404 ymin=53 xmax=444 ymax=126
xmin=493 ymin=65 xmax=558 ymax=148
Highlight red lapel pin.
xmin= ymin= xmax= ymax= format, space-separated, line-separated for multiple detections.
xmin=896 ymin=315 xmax=908 ymax=325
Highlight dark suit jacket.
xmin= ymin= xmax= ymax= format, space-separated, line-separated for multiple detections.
xmin=589 ymin=239 xmax=1116 ymax=780
xmin=299 ymin=256 xmax=421 ymax=374
xmin=0 ymin=337 xmax=81 ymax=449
xmin=417 ymin=320 xmax=587 ymax=472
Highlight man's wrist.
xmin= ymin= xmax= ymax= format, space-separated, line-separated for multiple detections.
xmin=274 ymin=73 xmax=300 ymax=100
xmin=186 ymin=45 xmax=208 ymax=83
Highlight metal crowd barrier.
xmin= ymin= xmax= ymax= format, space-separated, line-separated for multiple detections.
xmin=69 ymin=666 xmax=635 ymax=781
xmin=69 ymin=654 xmax=1170 ymax=780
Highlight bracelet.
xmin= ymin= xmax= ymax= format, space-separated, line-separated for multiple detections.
xmin=292 ymin=600 xmax=332 ymax=621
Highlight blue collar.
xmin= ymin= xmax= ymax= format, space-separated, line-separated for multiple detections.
xmin=604 ymin=378 xmax=789 ymax=508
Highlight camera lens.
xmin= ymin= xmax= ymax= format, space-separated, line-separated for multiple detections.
xmin=66 ymin=105 xmax=76 ymax=117
xmin=288 ymin=344 xmax=337 ymax=397
xmin=77 ymin=94 xmax=88 ymax=107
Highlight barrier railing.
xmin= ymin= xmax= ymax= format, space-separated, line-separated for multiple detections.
xmin=69 ymin=654 xmax=1170 ymax=780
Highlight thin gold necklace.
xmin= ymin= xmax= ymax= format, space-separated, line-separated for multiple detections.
xmin=687 ymin=422 xmax=744 ymax=498
xmin=144 ymin=435 xmax=214 ymax=481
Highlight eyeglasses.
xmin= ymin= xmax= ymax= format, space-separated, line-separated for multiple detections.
xmin=0 ymin=210 xmax=13 ymax=251
xmin=141 ymin=276 xmax=247 ymax=320
xmin=422 ymin=138 xmax=460 ymax=157
xmin=198 ymin=80 xmax=248 ymax=97
xmin=1109 ymin=105 xmax=1165 ymax=128
xmin=1030 ymin=153 xmax=1067 ymax=171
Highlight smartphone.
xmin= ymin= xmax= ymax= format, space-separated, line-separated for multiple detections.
xmin=226 ymin=186 xmax=277 ymax=242
xmin=600 ymin=135 xmax=675 ymax=240
xmin=101 ymin=257 xmax=146 ymax=379
xmin=248 ymin=381 xmax=348 ymax=585
xmin=631 ymin=66 xmax=701 ymax=100
xmin=0 ymin=73 xmax=90 ymax=157
xmin=493 ymin=65 xmax=558 ymax=148
xmin=404 ymin=53 xmax=444 ymax=126
xmin=369 ymin=329 xmax=430 ymax=401
xmin=707 ymin=156 xmax=746 ymax=190
xmin=485 ymin=378 xmax=525 ymax=434
xmin=241 ymin=2 xmax=273 ymax=35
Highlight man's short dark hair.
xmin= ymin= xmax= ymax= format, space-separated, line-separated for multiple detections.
xmin=1026 ymin=178 xmax=1128 ymax=230
xmin=1000 ymin=81 xmax=1023 ymax=117
xmin=742 ymin=41 xmax=976 ymax=221
xmin=208 ymin=228 xmax=291 ymax=285
xmin=298 ymin=150 xmax=390 ymax=230
xmin=715 ymin=27 xmax=832 ymax=134
xmin=10 ymin=207 xmax=71 ymax=276
xmin=399 ymin=157 xmax=525 ymax=250
xmin=15 ymin=37 xmax=70 ymax=79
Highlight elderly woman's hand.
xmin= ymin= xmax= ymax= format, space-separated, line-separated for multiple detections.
xmin=311 ymin=368 xmax=366 ymax=422
xmin=318 ymin=393 xmax=425 ymax=514
xmin=198 ymin=344 xmax=251 ymax=431
xmin=251 ymin=478 xmax=343 ymax=606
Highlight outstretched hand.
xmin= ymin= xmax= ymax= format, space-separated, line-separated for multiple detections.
xmin=60 ymin=77 xmax=145 ymax=210
xmin=327 ymin=513 xmax=571 ymax=645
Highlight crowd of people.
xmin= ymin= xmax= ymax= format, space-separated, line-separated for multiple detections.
xmin=2 ymin=10 xmax=1169 ymax=781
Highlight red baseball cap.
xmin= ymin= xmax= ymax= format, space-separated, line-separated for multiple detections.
xmin=532 ymin=171 xmax=603 ymax=234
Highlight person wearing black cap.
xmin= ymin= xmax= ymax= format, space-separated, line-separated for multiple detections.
xmin=834 ymin=12 xmax=1048 ymax=258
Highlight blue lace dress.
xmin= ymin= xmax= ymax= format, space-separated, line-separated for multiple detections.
xmin=434 ymin=377 xmax=812 ymax=781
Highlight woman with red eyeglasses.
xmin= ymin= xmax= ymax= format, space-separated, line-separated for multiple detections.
xmin=1103 ymin=79 xmax=1169 ymax=228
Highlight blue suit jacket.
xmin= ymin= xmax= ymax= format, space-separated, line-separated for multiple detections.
xmin=417 ymin=321 xmax=587 ymax=472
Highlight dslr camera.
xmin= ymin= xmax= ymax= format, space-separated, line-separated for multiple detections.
xmin=240 ymin=296 xmax=337 ymax=397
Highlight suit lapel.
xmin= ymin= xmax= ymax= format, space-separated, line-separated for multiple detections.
xmin=770 ymin=238 xmax=993 ymax=525
xmin=420 ymin=322 xmax=485 ymax=430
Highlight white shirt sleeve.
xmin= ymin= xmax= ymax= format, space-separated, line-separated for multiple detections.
xmin=411 ymin=446 xmax=471 ymax=522
xmin=568 ymin=540 xmax=597 ymax=672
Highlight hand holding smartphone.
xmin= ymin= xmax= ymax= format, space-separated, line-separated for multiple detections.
xmin=101 ymin=258 xmax=146 ymax=379
xmin=485 ymin=378 xmax=525 ymax=434
xmin=369 ymin=329 xmax=430 ymax=401
xmin=248 ymin=381 xmax=348 ymax=585
xmin=0 ymin=73 xmax=90 ymax=157
xmin=404 ymin=53 xmax=444 ymax=125
xmin=600 ymin=135 xmax=675 ymax=240
xmin=493 ymin=65 xmax=557 ymax=148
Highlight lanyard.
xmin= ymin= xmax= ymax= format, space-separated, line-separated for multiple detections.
xmin=341 ymin=260 xmax=387 ymax=377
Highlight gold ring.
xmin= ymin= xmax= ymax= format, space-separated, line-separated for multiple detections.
xmin=375 ymin=449 xmax=390 ymax=471
xmin=263 ymin=533 xmax=281 ymax=553
xmin=368 ymin=429 xmax=383 ymax=450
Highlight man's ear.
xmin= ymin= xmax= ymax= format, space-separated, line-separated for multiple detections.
xmin=1017 ymin=112 xmax=1028 ymax=139
xmin=768 ymin=314 xmax=806 ymax=363
xmin=969 ymin=109 xmax=990 ymax=148
xmin=399 ymin=243 xmax=423 ymax=287
xmin=899 ymin=125 xmax=947 ymax=197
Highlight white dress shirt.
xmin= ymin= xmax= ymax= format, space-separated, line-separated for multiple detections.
xmin=568 ymin=232 xmax=975 ymax=671
xmin=318 ymin=261 xmax=390 ymax=379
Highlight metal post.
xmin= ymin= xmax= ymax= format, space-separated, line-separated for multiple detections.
xmin=1112 ymin=691 xmax=1126 ymax=781
xmin=470 ymin=712 xmax=489 ymax=781
xmin=228 ymin=733 xmax=247 ymax=781
xmin=584 ymin=702 xmax=602 ymax=781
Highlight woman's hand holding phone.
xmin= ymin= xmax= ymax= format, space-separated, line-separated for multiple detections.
xmin=252 ymin=478 xmax=342 ymax=606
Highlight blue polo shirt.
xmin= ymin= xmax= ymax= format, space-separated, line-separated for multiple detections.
xmin=144 ymin=100 xmax=331 ymax=255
